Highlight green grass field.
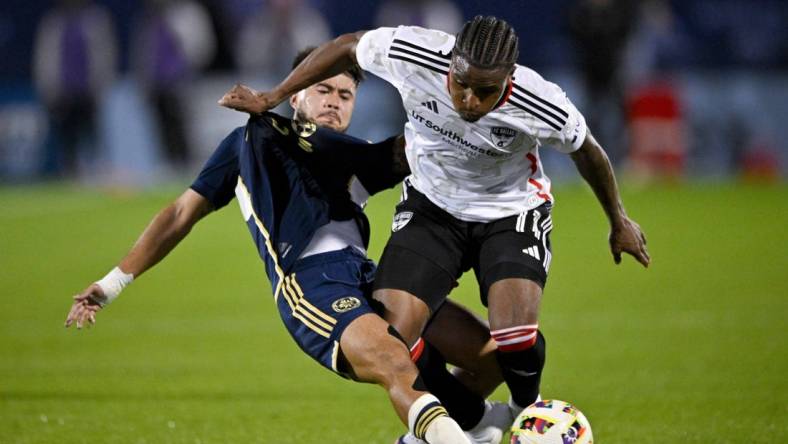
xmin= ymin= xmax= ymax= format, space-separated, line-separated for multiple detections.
xmin=1 ymin=181 xmax=786 ymax=443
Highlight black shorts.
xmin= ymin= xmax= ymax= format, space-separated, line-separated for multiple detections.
xmin=373 ymin=181 xmax=554 ymax=312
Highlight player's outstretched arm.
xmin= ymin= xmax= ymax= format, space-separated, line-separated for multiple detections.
xmin=218 ymin=31 xmax=367 ymax=114
xmin=569 ymin=133 xmax=650 ymax=267
xmin=64 ymin=189 xmax=213 ymax=329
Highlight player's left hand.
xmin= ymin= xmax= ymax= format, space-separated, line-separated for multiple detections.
xmin=609 ymin=217 xmax=650 ymax=267
xmin=64 ymin=284 xmax=105 ymax=329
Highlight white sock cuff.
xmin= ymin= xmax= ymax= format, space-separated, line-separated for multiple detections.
xmin=408 ymin=394 xmax=443 ymax=439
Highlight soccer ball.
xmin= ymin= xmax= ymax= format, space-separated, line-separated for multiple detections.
xmin=510 ymin=399 xmax=593 ymax=444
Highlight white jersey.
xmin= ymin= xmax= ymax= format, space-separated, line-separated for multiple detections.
xmin=298 ymin=176 xmax=370 ymax=259
xmin=356 ymin=26 xmax=588 ymax=222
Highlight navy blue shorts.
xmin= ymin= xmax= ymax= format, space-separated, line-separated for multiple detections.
xmin=275 ymin=247 xmax=377 ymax=376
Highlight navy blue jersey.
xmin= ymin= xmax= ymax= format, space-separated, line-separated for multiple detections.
xmin=190 ymin=112 xmax=405 ymax=294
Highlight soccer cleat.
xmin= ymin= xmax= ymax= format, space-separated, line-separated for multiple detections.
xmin=465 ymin=401 xmax=515 ymax=444
xmin=395 ymin=432 xmax=426 ymax=444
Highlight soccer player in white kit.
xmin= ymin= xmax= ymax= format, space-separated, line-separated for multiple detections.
xmin=220 ymin=15 xmax=650 ymax=443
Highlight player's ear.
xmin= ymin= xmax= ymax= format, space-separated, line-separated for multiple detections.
xmin=289 ymin=94 xmax=299 ymax=109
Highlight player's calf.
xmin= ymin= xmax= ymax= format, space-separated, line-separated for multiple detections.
xmin=487 ymin=277 xmax=546 ymax=411
xmin=409 ymin=336 xmax=487 ymax=431
xmin=339 ymin=313 xmax=469 ymax=444
xmin=492 ymin=326 xmax=546 ymax=410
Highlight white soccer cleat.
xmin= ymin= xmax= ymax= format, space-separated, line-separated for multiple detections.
xmin=465 ymin=401 xmax=515 ymax=444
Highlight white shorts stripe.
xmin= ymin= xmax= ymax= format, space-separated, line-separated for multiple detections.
xmin=531 ymin=210 xmax=542 ymax=239
xmin=542 ymin=223 xmax=553 ymax=271
xmin=516 ymin=212 xmax=526 ymax=233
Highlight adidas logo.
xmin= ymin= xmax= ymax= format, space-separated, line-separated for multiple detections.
xmin=421 ymin=100 xmax=439 ymax=113
xmin=522 ymin=246 xmax=541 ymax=260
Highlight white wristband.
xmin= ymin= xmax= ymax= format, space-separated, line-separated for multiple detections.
xmin=95 ymin=267 xmax=134 ymax=306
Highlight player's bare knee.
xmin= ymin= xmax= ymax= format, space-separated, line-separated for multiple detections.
xmin=487 ymin=278 xmax=542 ymax=329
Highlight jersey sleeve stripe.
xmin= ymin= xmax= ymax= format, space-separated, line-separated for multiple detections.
xmin=392 ymin=38 xmax=451 ymax=59
xmin=509 ymin=96 xmax=564 ymax=131
xmin=390 ymin=45 xmax=450 ymax=68
xmin=512 ymin=83 xmax=570 ymax=118
xmin=510 ymin=91 xmax=567 ymax=126
xmin=389 ymin=54 xmax=448 ymax=75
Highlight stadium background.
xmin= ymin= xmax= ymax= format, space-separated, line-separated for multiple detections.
xmin=1 ymin=0 xmax=786 ymax=442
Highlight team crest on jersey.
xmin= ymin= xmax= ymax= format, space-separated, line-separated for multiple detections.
xmin=332 ymin=297 xmax=361 ymax=313
xmin=292 ymin=119 xmax=317 ymax=138
xmin=391 ymin=211 xmax=413 ymax=232
xmin=490 ymin=126 xmax=518 ymax=148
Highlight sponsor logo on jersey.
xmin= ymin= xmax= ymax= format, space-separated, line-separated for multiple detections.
xmin=332 ymin=296 xmax=361 ymax=313
xmin=410 ymin=110 xmax=505 ymax=158
xmin=392 ymin=211 xmax=413 ymax=232
xmin=491 ymin=126 xmax=518 ymax=148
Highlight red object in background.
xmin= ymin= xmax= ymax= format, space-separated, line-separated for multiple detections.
xmin=741 ymin=140 xmax=780 ymax=182
xmin=626 ymin=81 xmax=687 ymax=179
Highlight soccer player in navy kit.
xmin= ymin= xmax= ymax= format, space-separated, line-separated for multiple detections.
xmin=219 ymin=15 xmax=651 ymax=443
xmin=63 ymin=50 xmax=508 ymax=444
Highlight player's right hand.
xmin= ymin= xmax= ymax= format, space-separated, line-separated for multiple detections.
xmin=64 ymin=284 xmax=105 ymax=329
xmin=609 ymin=216 xmax=650 ymax=268
xmin=218 ymin=84 xmax=280 ymax=115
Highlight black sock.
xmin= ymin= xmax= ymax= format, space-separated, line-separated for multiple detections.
xmin=415 ymin=339 xmax=486 ymax=430
xmin=495 ymin=330 xmax=546 ymax=408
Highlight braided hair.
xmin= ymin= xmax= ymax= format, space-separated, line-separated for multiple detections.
xmin=453 ymin=16 xmax=519 ymax=69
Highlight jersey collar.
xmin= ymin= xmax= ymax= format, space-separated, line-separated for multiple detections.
xmin=493 ymin=79 xmax=513 ymax=110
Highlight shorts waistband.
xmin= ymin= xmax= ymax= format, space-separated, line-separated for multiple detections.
xmin=292 ymin=246 xmax=368 ymax=272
